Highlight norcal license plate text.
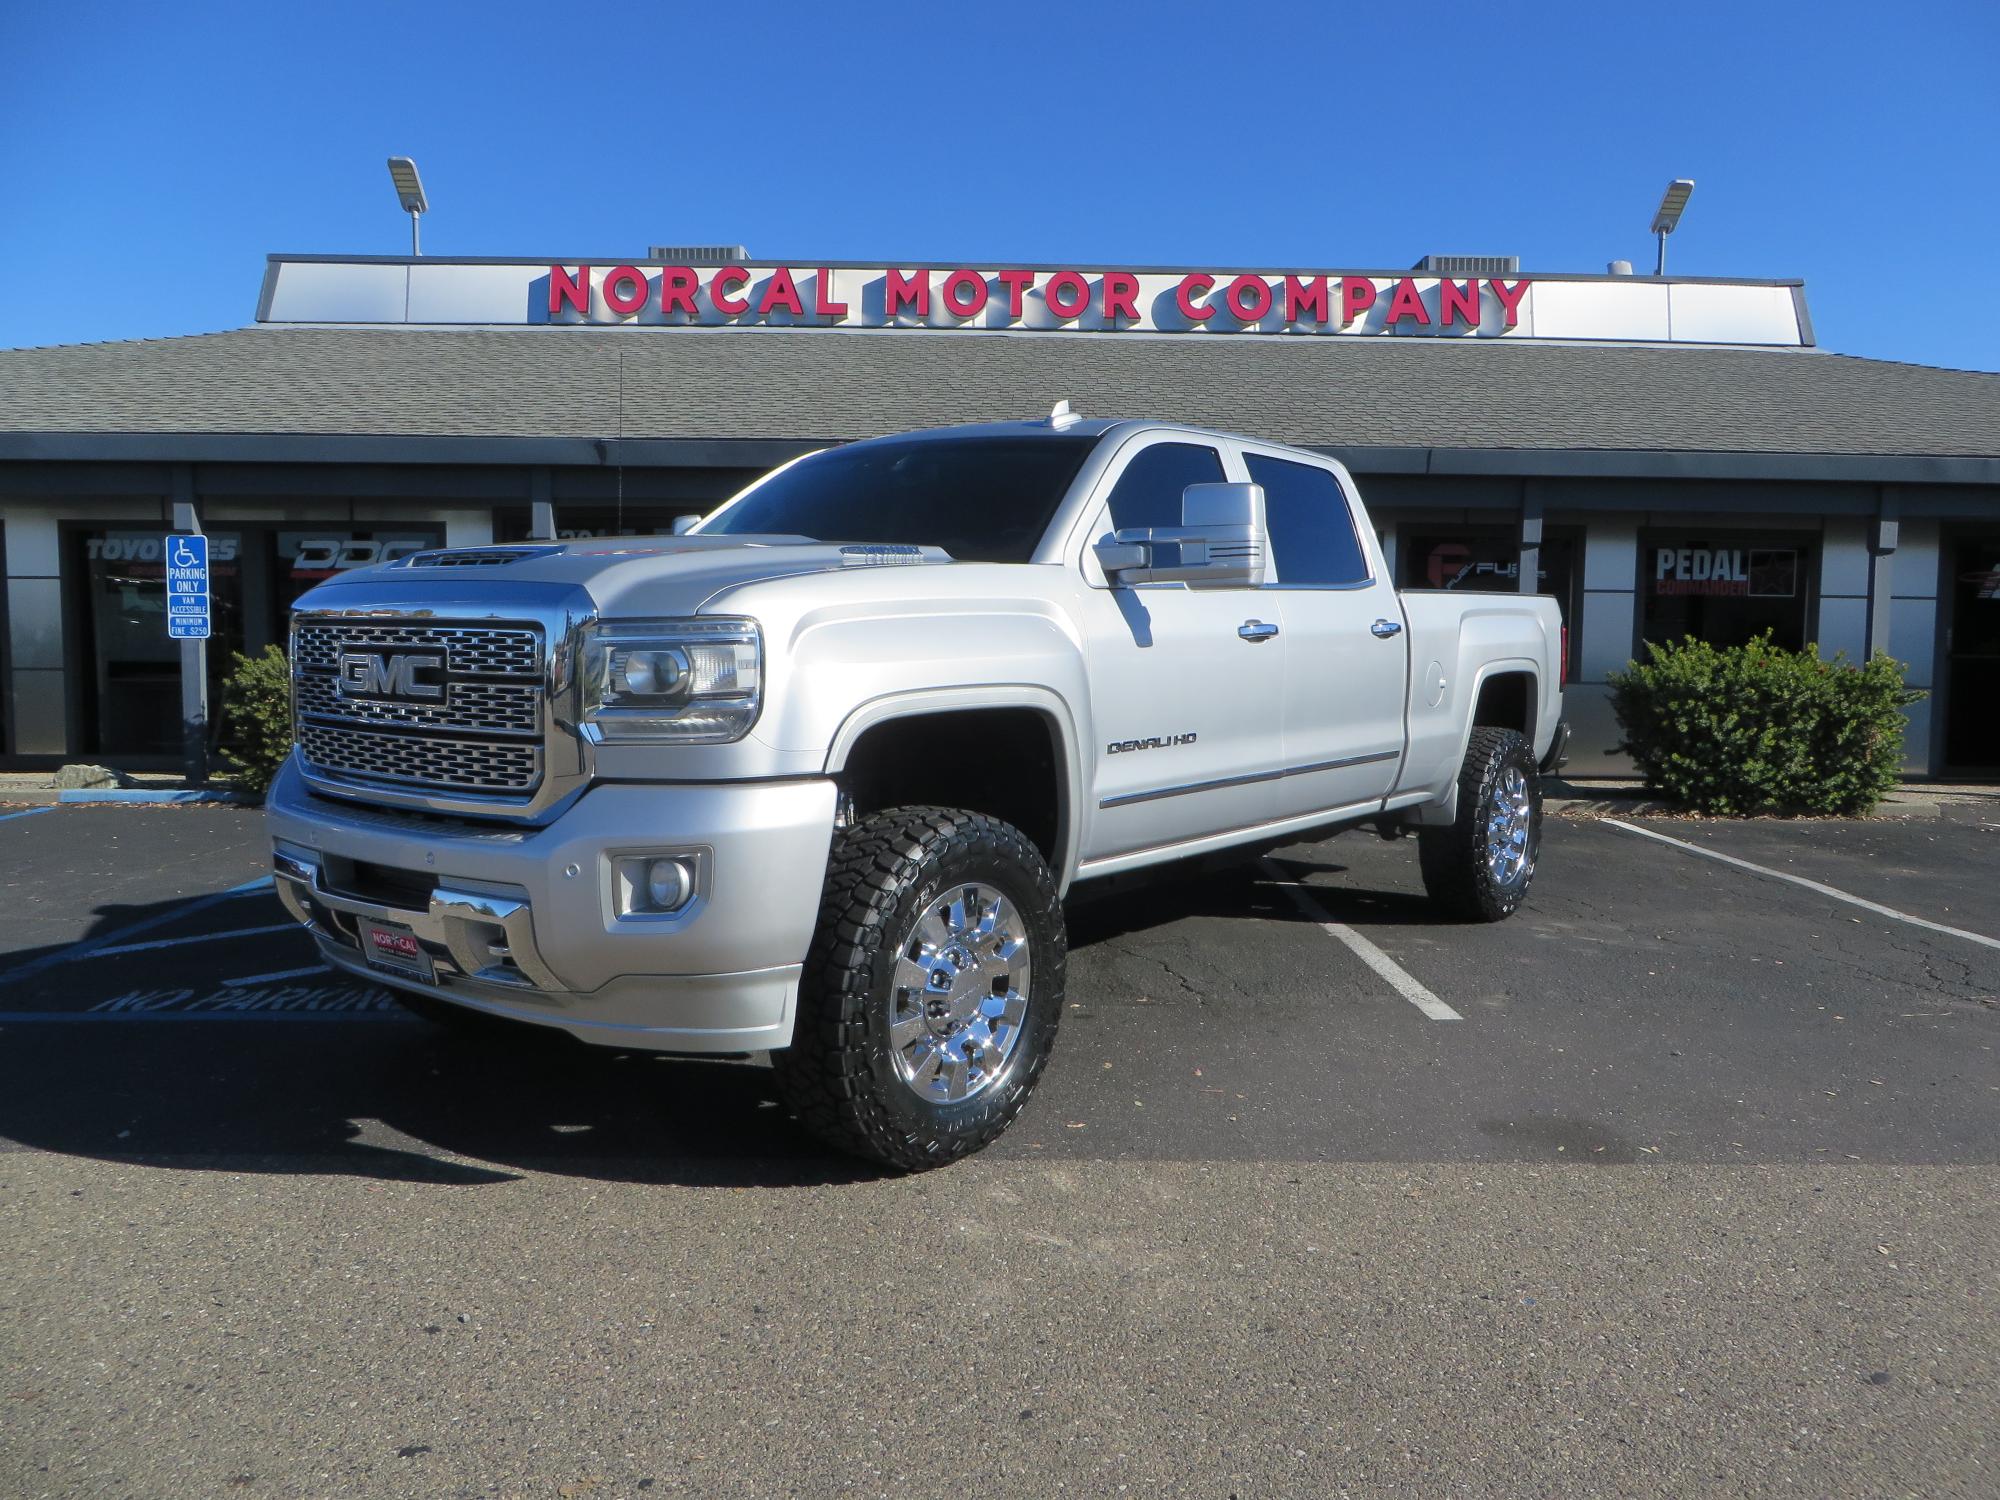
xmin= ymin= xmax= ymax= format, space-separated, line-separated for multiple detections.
xmin=361 ymin=921 xmax=432 ymax=981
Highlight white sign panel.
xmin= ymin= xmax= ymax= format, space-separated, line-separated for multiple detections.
xmin=259 ymin=257 xmax=1808 ymax=347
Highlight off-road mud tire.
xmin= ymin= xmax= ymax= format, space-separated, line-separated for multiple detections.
xmin=773 ymin=807 xmax=1066 ymax=1172
xmin=1417 ymin=727 xmax=1543 ymax=923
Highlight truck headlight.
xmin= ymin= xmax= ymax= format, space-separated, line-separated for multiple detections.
xmin=580 ymin=618 xmax=762 ymax=743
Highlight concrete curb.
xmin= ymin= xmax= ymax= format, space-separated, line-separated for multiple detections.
xmin=1545 ymin=794 xmax=2000 ymax=822
xmin=1546 ymin=796 xmax=1689 ymax=818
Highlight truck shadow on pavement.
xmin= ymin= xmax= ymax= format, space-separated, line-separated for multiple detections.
xmin=0 ymin=1020 xmax=885 ymax=1188
xmin=0 ymin=852 xmax=1426 ymax=1187
xmin=1067 ymin=848 xmax=1454 ymax=947
xmin=0 ymin=889 xmax=878 ymax=1188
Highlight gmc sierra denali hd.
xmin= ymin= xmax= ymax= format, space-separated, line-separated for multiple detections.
xmin=268 ymin=411 xmax=1567 ymax=1169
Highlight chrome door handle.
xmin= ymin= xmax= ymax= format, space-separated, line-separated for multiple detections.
xmin=1370 ymin=618 xmax=1403 ymax=638
xmin=1238 ymin=620 xmax=1279 ymax=642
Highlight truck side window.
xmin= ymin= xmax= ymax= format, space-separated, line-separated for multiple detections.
xmin=1105 ymin=442 xmax=1226 ymax=533
xmin=1247 ymin=454 xmax=1370 ymax=587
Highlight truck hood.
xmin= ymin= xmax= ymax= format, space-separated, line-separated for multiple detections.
xmin=291 ymin=536 xmax=957 ymax=619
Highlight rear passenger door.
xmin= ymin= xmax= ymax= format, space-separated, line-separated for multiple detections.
xmin=1250 ymin=450 xmax=1408 ymax=819
xmin=1074 ymin=434 xmax=1287 ymax=865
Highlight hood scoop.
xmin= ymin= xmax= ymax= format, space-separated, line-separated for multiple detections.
xmin=396 ymin=545 xmax=563 ymax=569
xmin=838 ymin=543 xmax=954 ymax=567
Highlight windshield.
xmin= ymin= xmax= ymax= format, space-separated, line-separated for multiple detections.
xmin=700 ymin=435 xmax=1098 ymax=563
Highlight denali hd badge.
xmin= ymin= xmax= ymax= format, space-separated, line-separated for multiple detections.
xmin=1106 ymin=733 xmax=1197 ymax=754
xmin=337 ymin=651 xmax=445 ymax=701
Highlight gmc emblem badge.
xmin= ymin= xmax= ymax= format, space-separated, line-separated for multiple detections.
xmin=337 ymin=651 xmax=445 ymax=701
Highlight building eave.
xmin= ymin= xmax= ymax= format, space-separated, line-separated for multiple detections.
xmin=3 ymin=430 xmax=1998 ymax=487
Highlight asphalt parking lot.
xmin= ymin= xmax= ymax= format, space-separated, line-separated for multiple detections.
xmin=2 ymin=803 xmax=1996 ymax=1497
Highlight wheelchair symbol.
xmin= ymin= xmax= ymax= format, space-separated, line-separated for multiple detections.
xmin=172 ymin=537 xmax=201 ymax=569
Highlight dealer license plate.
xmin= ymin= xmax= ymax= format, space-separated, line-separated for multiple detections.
xmin=359 ymin=919 xmax=434 ymax=983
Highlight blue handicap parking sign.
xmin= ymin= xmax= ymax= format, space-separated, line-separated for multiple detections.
xmin=165 ymin=533 xmax=211 ymax=640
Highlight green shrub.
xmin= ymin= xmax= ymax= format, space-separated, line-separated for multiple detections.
xmin=1607 ymin=632 xmax=1923 ymax=816
xmin=219 ymin=644 xmax=294 ymax=798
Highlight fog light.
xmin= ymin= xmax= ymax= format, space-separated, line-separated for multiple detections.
xmin=612 ymin=852 xmax=703 ymax=919
xmin=647 ymin=857 xmax=694 ymax=912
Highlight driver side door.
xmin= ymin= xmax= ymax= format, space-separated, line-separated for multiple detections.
xmin=1073 ymin=434 xmax=1287 ymax=867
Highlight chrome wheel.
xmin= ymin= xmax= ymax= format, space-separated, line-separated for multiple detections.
xmin=887 ymin=881 xmax=1031 ymax=1104
xmin=1485 ymin=764 xmax=1534 ymax=888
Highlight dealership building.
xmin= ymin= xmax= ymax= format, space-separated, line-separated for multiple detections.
xmin=0 ymin=251 xmax=1996 ymax=778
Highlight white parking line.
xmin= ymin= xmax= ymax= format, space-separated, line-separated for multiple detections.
xmin=221 ymin=964 xmax=332 ymax=987
xmin=91 ymin=923 xmax=301 ymax=957
xmin=1260 ymin=860 xmax=1463 ymax=1021
xmin=1600 ymin=817 xmax=2000 ymax=953
xmin=0 ymin=877 xmax=273 ymax=989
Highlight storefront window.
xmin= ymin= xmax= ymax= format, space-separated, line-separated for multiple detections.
xmin=1640 ymin=533 xmax=1814 ymax=653
xmin=69 ymin=523 xmax=442 ymax=760
xmin=495 ymin=506 xmax=693 ymax=542
xmin=1399 ymin=530 xmax=1581 ymax=653
xmin=74 ymin=527 xmax=244 ymax=756
xmin=270 ymin=529 xmax=436 ymax=623
xmin=0 ymin=529 xmax=11 ymax=757
xmin=1943 ymin=535 xmax=2000 ymax=770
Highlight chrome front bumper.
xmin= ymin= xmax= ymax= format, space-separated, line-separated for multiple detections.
xmin=266 ymin=758 xmax=837 ymax=1053
xmin=273 ymin=847 xmax=566 ymax=994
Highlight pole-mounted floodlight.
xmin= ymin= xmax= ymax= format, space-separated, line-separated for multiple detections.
xmin=1650 ymin=178 xmax=1694 ymax=276
xmin=387 ymin=156 xmax=428 ymax=256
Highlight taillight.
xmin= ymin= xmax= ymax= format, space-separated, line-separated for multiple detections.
xmin=1560 ymin=625 xmax=1569 ymax=686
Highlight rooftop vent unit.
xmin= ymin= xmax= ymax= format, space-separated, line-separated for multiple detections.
xmin=1413 ymin=255 xmax=1521 ymax=276
xmin=647 ymin=244 xmax=749 ymax=263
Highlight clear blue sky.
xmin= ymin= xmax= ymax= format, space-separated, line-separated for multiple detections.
xmin=4 ymin=0 xmax=1996 ymax=370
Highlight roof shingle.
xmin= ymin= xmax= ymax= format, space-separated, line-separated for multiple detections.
xmin=1 ymin=325 xmax=1996 ymax=459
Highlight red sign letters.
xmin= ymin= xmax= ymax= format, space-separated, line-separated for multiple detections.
xmin=546 ymin=265 xmax=1533 ymax=333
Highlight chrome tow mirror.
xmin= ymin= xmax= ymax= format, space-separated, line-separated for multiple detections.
xmin=1093 ymin=481 xmax=1268 ymax=588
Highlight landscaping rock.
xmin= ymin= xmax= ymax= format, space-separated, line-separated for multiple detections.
xmin=52 ymin=764 xmax=126 ymax=790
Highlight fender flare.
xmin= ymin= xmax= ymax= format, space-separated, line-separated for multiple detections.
xmin=1411 ymin=659 xmax=1542 ymax=827
xmin=824 ymin=684 xmax=1087 ymax=892
xmin=1457 ymin=658 xmax=1542 ymax=761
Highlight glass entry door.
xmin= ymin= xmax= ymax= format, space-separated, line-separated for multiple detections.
xmin=1943 ymin=535 xmax=2000 ymax=773
xmin=75 ymin=527 xmax=245 ymax=757
xmin=69 ymin=522 xmax=441 ymax=760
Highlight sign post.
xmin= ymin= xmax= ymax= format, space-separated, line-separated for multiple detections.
xmin=165 ymin=528 xmax=210 ymax=783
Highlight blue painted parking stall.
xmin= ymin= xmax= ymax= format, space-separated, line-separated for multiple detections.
xmin=0 ymin=806 xmax=404 ymax=1021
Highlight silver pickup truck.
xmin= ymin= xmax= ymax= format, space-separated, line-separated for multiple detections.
xmin=267 ymin=412 xmax=1566 ymax=1169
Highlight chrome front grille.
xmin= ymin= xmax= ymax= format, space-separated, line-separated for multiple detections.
xmin=294 ymin=622 xmax=540 ymax=677
xmin=294 ymin=673 xmax=539 ymax=735
xmin=293 ymin=620 xmax=547 ymax=798
xmin=297 ymin=723 xmax=542 ymax=795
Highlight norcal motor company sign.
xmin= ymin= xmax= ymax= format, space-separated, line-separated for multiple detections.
xmin=255 ymin=257 xmax=1812 ymax=346
xmin=542 ymin=263 xmax=1531 ymax=336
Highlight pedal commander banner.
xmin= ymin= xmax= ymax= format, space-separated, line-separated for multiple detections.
xmin=257 ymin=257 xmax=1811 ymax=346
